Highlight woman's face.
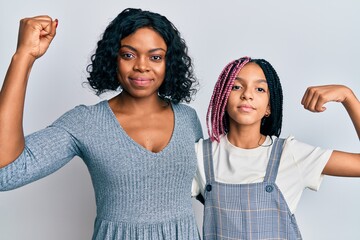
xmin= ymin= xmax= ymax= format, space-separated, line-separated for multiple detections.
xmin=226 ymin=62 xmax=271 ymax=129
xmin=117 ymin=27 xmax=167 ymax=99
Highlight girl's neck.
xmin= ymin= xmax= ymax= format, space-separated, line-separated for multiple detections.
xmin=227 ymin=125 xmax=265 ymax=149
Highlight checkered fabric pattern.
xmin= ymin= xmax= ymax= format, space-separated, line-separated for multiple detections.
xmin=202 ymin=138 xmax=302 ymax=240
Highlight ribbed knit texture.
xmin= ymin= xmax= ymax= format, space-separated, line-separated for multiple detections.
xmin=0 ymin=100 xmax=203 ymax=239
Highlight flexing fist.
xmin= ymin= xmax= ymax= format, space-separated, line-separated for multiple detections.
xmin=16 ymin=15 xmax=58 ymax=60
xmin=301 ymin=85 xmax=352 ymax=112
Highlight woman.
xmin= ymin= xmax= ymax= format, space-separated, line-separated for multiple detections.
xmin=0 ymin=8 xmax=202 ymax=239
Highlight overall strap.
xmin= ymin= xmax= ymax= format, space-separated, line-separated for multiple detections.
xmin=202 ymin=139 xmax=215 ymax=183
xmin=264 ymin=138 xmax=285 ymax=183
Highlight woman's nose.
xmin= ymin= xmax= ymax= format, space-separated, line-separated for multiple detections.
xmin=134 ymin=57 xmax=150 ymax=72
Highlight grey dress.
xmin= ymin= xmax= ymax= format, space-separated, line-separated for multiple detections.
xmin=0 ymin=101 xmax=203 ymax=240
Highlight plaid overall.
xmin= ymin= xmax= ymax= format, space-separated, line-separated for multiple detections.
xmin=202 ymin=138 xmax=302 ymax=240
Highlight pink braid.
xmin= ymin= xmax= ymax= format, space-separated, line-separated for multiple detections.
xmin=207 ymin=57 xmax=251 ymax=142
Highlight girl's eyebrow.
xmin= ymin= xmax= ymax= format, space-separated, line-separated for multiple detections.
xmin=120 ymin=45 xmax=166 ymax=53
xmin=235 ymin=77 xmax=267 ymax=84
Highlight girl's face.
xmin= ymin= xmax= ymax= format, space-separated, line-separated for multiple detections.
xmin=117 ymin=27 xmax=167 ymax=99
xmin=226 ymin=62 xmax=271 ymax=129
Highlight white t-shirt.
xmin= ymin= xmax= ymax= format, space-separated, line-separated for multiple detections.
xmin=192 ymin=135 xmax=333 ymax=213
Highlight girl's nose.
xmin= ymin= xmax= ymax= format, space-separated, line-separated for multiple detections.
xmin=240 ymin=89 xmax=253 ymax=100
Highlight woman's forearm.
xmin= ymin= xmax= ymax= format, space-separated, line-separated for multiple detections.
xmin=0 ymin=53 xmax=36 ymax=167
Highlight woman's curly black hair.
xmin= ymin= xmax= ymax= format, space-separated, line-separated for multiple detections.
xmin=86 ymin=8 xmax=197 ymax=103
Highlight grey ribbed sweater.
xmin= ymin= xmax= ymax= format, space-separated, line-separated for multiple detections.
xmin=0 ymin=100 xmax=203 ymax=239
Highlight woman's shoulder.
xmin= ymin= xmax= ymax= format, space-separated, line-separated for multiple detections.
xmin=172 ymin=102 xmax=197 ymax=113
xmin=52 ymin=100 xmax=109 ymax=127
xmin=172 ymin=103 xmax=200 ymax=122
xmin=65 ymin=100 xmax=109 ymax=115
xmin=76 ymin=99 xmax=108 ymax=111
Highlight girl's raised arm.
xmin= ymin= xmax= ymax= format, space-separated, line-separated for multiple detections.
xmin=0 ymin=16 xmax=57 ymax=167
xmin=301 ymin=84 xmax=360 ymax=176
xmin=301 ymin=84 xmax=360 ymax=138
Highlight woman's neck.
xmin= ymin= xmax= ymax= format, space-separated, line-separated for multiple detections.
xmin=109 ymin=92 xmax=169 ymax=115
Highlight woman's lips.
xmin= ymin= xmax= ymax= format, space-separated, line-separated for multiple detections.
xmin=130 ymin=77 xmax=152 ymax=87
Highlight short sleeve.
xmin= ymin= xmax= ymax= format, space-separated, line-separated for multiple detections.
xmin=283 ymin=136 xmax=333 ymax=191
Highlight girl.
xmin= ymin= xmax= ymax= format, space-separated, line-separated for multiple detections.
xmin=0 ymin=8 xmax=202 ymax=239
xmin=192 ymin=57 xmax=360 ymax=239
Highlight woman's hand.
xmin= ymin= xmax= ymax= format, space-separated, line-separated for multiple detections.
xmin=16 ymin=15 xmax=58 ymax=60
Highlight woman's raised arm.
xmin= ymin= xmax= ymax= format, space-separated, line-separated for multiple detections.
xmin=0 ymin=16 xmax=57 ymax=167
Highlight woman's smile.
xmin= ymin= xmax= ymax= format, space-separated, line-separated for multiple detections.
xmin=129 ymin=76 xmax=154 ymax=87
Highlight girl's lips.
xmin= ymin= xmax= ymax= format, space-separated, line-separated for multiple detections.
xmin=238 ymin=104 xmax=255 ymax=112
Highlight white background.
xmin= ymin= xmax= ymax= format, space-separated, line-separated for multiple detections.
xmin=0 ymin=0 xmax=359 ymax=239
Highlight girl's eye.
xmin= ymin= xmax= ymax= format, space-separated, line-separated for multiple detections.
xmin=256 ymin=87 xmax=266 ymax=92
xmin=232 ymin=85 xmax=242 ymax=90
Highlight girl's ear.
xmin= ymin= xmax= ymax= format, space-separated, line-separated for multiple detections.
xmin=265 ymin=105 xmax=271 ymax=117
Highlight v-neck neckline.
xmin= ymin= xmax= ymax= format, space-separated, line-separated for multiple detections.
xmin=102 ymin=100 xmax=177 ymax=156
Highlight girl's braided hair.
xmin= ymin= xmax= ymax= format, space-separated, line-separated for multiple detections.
xmin=207 ymin=57 xmax=283 ymax=142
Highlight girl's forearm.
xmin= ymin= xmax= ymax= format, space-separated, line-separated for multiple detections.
xmin=343 ymin=88 xmax=360 ymax=139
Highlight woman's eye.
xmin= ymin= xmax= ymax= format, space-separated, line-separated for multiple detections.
xmin=151 ymin=55 xmax=162 ymax=61
xmin=232 ymin=85 xmax=242 ymax=90
xmin=120 ymin=53 xmax=135 ymax=59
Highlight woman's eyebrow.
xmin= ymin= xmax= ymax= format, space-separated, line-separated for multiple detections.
xmin=120 ymin=45 xmax=166 ymax=53
xmin=149 ymin=48 xmax=166 ymax=53
xmin=120 ymin=45 xmax=137 ymax=52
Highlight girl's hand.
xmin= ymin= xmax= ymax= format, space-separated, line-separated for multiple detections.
xmin=16 ymin=15 xmax=58 ymax=61
xmin=301 ymin=84 xmax=352 ymax=112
